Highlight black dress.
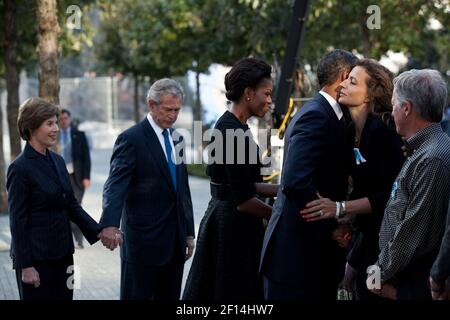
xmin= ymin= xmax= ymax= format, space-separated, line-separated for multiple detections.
xmin=183 ymin=111 xmax=265 ymax=300
xmin=346 ymin=115 xmax=405 ymax=299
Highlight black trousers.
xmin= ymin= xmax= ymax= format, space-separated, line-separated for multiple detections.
xmin=69 ymin=174 xmax=85 ymax=246
xmin=263 ymin=276 xmax=307 ymax=300
xmin=395 ymin=249 xmax=438 ymax=300
xmin=15 ymin=255 xmax=74 ymax=300
xmin=120 ymin=238 xmax=184 ymax=300
xmin=263 ymin=275 xmax=338 ymax=300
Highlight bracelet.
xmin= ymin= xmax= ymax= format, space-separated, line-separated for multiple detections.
xmin=335 ymin=201 xmax=346 ymax=219
xmin=335 ymin=202 xmax=341 ymax=219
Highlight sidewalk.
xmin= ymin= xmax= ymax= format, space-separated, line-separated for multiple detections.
xmin=0 ymin=148 xmax=210 ymax=300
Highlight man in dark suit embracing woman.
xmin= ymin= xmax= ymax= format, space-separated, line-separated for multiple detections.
xmin=260 ymin=50 xmax=358 ymax=300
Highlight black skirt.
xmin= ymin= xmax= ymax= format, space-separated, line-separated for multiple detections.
xmin=183 ymin=197 xmax=265 ymax=300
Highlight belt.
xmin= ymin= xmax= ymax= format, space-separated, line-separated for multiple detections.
xmin=210 ymin=182 xmax=233 ymax=200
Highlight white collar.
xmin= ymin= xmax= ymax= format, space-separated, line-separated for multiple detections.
xmin=319 ymin=90 xmax=343 ymax=120
xmin=147 ymin=113 xmax=165 ymax=135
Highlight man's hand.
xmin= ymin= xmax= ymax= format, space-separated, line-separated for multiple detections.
xmin=82 ymin=179 xmax=91 ymax=190
xmin=369 ymin=283 xmax=397 ymax=300
xmin=22 ymin=267 xmax=40 ymax=288
xmin=380 ymin=283 xmax=397 ymax=299
xmin=429 ymin=276 xmax=448 ymax=300
xmin=99 ymin=227 xmax=123 ymax=250
xmin=185 ymin=236 xmax=195 ymax=261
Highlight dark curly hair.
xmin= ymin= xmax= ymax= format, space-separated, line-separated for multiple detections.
xmin=317 ymin=49 xmax=358 ymax=88
xmin=356 ymin=59 xmax=394 ymax=125
xmin=224 ymin=57 xmax=272 ymax=102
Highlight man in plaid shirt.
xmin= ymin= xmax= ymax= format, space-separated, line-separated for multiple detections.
xmin=368 ymin=69 xmax=450 ymax=300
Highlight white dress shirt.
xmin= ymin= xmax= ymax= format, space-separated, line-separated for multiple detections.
xmin=146 ymin=113 xmax=175 ymax=162
xmin=319 ymin=90 xmax=343 ymax=120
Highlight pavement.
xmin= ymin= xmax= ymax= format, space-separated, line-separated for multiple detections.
xmin=0 ymin=148 xmax=210 ymax=300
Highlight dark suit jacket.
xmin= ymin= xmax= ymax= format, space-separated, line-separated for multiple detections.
xmin=70 ymin=128 xmax=91 ymax=189
xmin=260 ymin=93 xmax=352 ymax=298
xmin=431 ymin=198 xmax=450 ymax=283
xmin=100 ymin=119 xmax=195 ymax=266
xmin=7 ymin=143 xmax=100 ymax=269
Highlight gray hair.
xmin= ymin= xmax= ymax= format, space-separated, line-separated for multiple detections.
xmin=393 ymin=69 xmax=447 ymax=122
xmin=146 ymin=78 xmax=184 ymax=104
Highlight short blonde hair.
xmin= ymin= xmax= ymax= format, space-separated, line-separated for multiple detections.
xmin=17 ymin=97 xmax=60 ymax=141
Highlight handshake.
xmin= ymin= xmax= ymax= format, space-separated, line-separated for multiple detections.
xmin=98 ymin=226 xmax=123 ymax=250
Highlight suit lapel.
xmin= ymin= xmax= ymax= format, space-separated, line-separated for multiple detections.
xmin=70 ymin=128 xmax=77 ymax=155
xmin=38 ymin=158 xmax=62 ymax=187
xmin=141 ymin=120 xmax=176 ymax=193
xmin=24 ymin=144 xmax=66 ymax=190
xmin=49 ymin=151 xmax=71 ymax=192
xmin=315 ymin=93 xmax=341 ymax=125
xmin=315 ymin=93 xmax=347 ymax=145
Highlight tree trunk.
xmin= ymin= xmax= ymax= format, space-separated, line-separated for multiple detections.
xmin=134 ymin=74 xmax=140 ymax=123
xmin=37 ymin=0 xmax=61 ymax=105
xmin=0 ymin=89 xmax=8 ymax=213
xmin=361 ymin=20 xmax=372 ymax=58
xmin=4 ymin=0 xmax=22 ymax=159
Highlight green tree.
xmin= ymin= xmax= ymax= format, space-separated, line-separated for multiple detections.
xmin=1 ymin=0 xmax=97 ymax=159
xmin=37 ymin=0 xmax=61 ymax=105
xmin=199 ymin=0 xmax=448 ymax=76
xmin=96 ymin=0 xmax=195 ymax=122
xmin=94 ymin=0 xmax=449 ymax=125
xmin=303 ymin=0 xmax=449 ymax=72
xmin=2 ymin=0 xmax=24 ymax=159
xmin=0 ymin=73 xmax=7 ymax=213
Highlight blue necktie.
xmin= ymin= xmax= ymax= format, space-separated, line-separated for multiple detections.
xmin=62 ymin=130 xmax=70 ymax=161
xmin=61 ymin=129 xmax=66 ymax=145
xmin=162 ymin=129 xmax=177 ymax=190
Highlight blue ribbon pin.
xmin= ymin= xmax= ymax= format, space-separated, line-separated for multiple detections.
xmin=353 ymin=148 xmax=367 ymax=165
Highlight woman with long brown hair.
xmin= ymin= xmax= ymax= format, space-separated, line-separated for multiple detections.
xmin=301 ymin=59 xmax=405 ymax=299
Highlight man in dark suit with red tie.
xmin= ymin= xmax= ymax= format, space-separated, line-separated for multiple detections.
xmin=99 ymin=78 xmax=195 ymax=300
